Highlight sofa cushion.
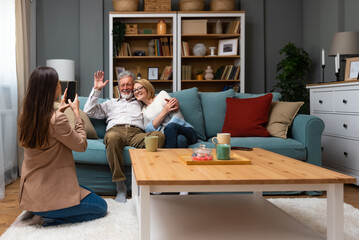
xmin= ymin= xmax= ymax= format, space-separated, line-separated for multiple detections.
xmin=199 ymin=89 xmax=235 ymax=138
xmin=169 ymin=88 xmax=206 ymax=140
xmin=73 ymin=139 xmax=108 ymax=165
xmin=235 ymin=92 xmax=282 ymax=101
xmin=230 ymin=137 xmax=307 ymax=161
xmin=78 ymin=96 xmax=107 ymax=139
xmin=267 ymin=101 xmax=304 ymax=139
xmin=222 ymin=94 xmax=272 ymax=137
xmin=54 ymin=102 xmax=99 ymax=139
xmin=73 ymin=140 xmax=134 ymax=167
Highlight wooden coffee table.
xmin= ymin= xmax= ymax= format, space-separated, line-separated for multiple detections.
xmin=129 ymin=148 xmax=356 ymax=240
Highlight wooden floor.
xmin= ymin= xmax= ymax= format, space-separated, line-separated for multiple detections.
xmin=1 ymin=179 xmax=359 ymax=236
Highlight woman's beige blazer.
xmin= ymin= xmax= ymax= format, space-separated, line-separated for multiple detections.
xmin=19 ymin=110 xmax=90 ymax=212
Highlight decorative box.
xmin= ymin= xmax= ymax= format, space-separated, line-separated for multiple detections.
xmin=144 ymin=0 xmax=171 ymax=11
xmin=182 ymin=19 xmax=207 ymax=34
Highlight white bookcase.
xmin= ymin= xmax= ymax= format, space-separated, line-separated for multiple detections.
xmin=109 ymin=11 xmax=245 ymax=98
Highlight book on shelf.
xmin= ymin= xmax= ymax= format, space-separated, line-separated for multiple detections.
xmin=160 ymin=38 xmax=167 ymax=56
xmin=229 ymin=66 xmax=237 ymax=80
xmin=234 ymin=65 xmax=240 ymax=80
xmin=117 ymin=42 xmax=132 ymax=56
xmin=213 ymin=65 xmax=240 ymax=80
xmin=160 ymin=65 xmax=173 ymax=80
xmin=226 ymin=20 xmax=240 ymax=34
xmin=214 ymin=65 xmax=225 ymax=80
xmin=181 ymin=65 xmax=192 ymax=80
xmin=181 ymin=41 xmax=190 ymax=56
xmin=169 ymin=37 xmax=173 ymax=56
xmin=221 ymin=65 xmax=229 ymax=80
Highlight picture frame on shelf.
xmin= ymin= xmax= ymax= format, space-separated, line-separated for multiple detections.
xmin=218 ymin=38 xmax=238 ymax=56
xmin=148 ymin=67 xmax=159 ymax=80
xmin=345 ymin=57 xmax=359 ymax=81
xmin=115 ymin=67 xmax=125 ymax=80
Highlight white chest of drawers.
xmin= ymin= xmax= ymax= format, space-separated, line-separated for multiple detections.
xmin=307 ymin=81 xmax=359 ymax=185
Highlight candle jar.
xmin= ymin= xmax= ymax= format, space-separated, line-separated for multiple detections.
xmin=157 ymin=20 xmax=166 ymax=35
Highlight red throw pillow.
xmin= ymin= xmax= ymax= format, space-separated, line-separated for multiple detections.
xmin=222 ymin=94 xmax=273 ymax=137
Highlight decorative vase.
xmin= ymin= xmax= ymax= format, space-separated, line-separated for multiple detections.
xmin=157 ymin=20 xmax=167 ymax=34
xmin=204 ymin=66 xmax=214 ymax=80
xmin=193 ymin=43 xmax=206 ymax=56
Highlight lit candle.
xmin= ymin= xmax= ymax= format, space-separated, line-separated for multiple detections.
xmin=322 ymin=49 xmax=325 ymax=66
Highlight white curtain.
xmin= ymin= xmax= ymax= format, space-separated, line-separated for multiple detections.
xmin=0 ymin=0 xmax=18 ymax=199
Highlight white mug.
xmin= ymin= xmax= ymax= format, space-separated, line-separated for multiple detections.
xmin=212 ymin=133 xmax=231 ymax=146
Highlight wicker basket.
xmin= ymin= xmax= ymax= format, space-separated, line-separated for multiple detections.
xmin=144 ymin=0 xmax=171 ymax=11
xmin=179 ymin=0 xmax=205 ymax=11
xmin=210 ymin=0 xmax=235 ymax=11
xmin=112 ymin=0 xmax=139 ymax=11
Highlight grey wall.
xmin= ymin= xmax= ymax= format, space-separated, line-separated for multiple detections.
xmin=36 ymin=0 xmax=103 ymax=97
xmin=303 ymin=0 xmax=359 ymax=84
xmin=35 ymin=0 xmax=359 ymax=97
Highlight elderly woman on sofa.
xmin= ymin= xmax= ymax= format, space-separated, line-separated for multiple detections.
xmin=133 ymin=79 xmax=198 ymax=148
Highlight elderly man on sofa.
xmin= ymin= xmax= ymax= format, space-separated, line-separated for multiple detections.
xmin=83 ymin=70 xmax=165 ymax=202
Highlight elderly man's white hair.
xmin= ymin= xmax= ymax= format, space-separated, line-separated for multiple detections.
xmin=118 ymin=70 xmax=136 ymax=81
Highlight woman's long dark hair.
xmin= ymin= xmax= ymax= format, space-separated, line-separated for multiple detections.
xmin=18 ymin=66 xmax=59 ymax=148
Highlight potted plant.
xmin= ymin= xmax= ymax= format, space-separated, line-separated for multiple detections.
xmin=112 ymin=21 xmax=126 ymax=57
xmin=196 ymin=70 xmax=204 ymax=80
xmin=272 ymin=42 xmax=312 ymax=113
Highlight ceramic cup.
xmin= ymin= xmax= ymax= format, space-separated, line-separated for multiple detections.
xmin=145 ymin=136 xmax=158 ymax=152
xmin=216 ymin=144 xmax=231 ymax=160
xmin=212 ymin=133 xmax=231 ymax=146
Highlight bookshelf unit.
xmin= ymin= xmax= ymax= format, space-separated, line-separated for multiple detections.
xmin=177 ymin=12 xmax=245 ymax=92
xmin=109 ymin=12 xmax=177 ymax=98
xmin=109 ymin=11 xmax=245 ymax=97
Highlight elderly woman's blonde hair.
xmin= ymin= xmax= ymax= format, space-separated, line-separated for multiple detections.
xmin=134 ymin=79 xmax=155 ymax=99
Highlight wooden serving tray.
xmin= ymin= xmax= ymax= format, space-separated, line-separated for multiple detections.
xmin=179 ymin=153 xmax=252 ymax=165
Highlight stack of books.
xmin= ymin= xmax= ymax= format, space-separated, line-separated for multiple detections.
xmin=181 ymin=65 xmax=192 ymax=80
xmin=159 ymin=66 xmax=173 ymax=80
xmin=214 ymin=65 xmax=240 ymax=80
xmin=226 ymin=20 xmax=241 ymax=34
xmin=154 ymin=37 xmax=173 ymax=56
xmin=117 ymin=42 xmax=132 ymax=56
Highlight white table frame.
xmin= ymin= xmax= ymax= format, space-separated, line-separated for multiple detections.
xmin=132 ymin=167 xmax=344 ymax=240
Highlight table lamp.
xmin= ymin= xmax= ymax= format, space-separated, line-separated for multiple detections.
xmin=329 ymin=32 xmax=359 ymax=81
xmin=46 ymin=59 xmax=76 ymax=100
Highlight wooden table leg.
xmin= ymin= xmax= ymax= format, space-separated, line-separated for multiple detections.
xmin=140 ymin=186 xmax=150 ymax=240
xmin=327 ymin=183 xmax=344 ymax=240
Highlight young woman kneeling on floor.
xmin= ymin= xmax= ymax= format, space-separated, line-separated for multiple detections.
xmin=14 ymin=66 xmax=107 ymax=227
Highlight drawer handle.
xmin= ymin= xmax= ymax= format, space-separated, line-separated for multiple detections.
xmin=319 ymin=100 xmax=323 ymax=104
xmin=344 ymin=152 xmax=348 ymax=157
xmin=343 ymin=99 xmax=347 ymax=104
xmin=343 ymin=124 xmax=348 ymax=129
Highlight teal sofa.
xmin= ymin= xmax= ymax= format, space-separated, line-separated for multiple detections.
xmin=74 ymin=88 xmax=324 ymax=195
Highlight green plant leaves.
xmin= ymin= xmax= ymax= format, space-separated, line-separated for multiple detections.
xmin=273 ymin=42 xmax=312 ymax=114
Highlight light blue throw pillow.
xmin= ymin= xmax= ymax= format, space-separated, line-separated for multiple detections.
xmin=169 ymin=88 xmax=206 ymax=140
xmin=199 ymin=89 xmax=235 ymax=138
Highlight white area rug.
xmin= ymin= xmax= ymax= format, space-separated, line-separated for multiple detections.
xmin=1 ymin=198 xmax=359 ymax=240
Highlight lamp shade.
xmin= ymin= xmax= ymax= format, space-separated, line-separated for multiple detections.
xmin=46 ymin=59 xmax=75 ymax=81
xmin=329 ymin=32 xmax=359 ymax=56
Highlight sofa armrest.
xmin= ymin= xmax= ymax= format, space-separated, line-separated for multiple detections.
xmin=289 ymin=114 xmax=324 ymax=167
